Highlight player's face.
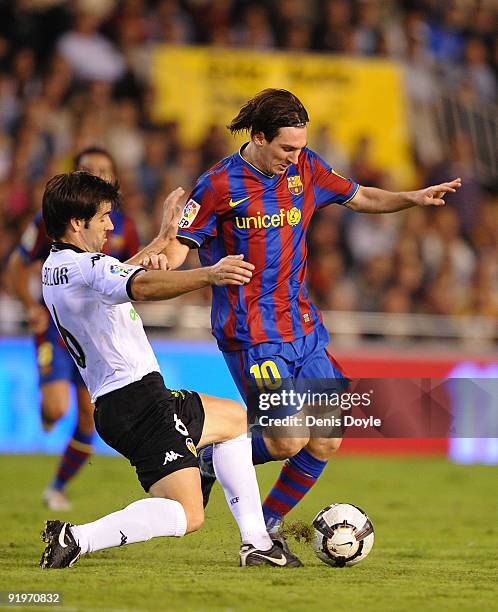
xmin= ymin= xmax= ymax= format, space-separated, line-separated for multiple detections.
xmin=82 ymin=201 xmax=114 ymax=252
xmin=77 ymin=153 xmax=115 ymax=182
xmin=261 ymin=126 xmax=308 ymax=175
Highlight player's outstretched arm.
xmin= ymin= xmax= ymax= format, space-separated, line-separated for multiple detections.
xmin=347 ymin=178 xmax=462 ymax=213
xmin=130 ymin=254 xmax=254 ymax=301
xmin=125 ymin=187 xmax=185 ymax=269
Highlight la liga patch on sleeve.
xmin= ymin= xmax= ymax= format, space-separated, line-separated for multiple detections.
xmin=179 ymin=199 xmax=201 ymax=228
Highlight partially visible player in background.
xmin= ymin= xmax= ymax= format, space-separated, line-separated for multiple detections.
xmin=74 ymin=147 xmax=141 ymax=261
xmin=7 ymin=147 xmax=140 ymax=511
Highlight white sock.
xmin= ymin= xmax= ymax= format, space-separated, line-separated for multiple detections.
xmin=213 ymin=434 xmax=272 ymax=551
xmin=71 ymin=498 xmax=187 ymax=555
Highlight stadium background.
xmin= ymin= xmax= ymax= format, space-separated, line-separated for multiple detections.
xmin=0 ymin=1 xmax=496 ymax=609
xmin=0 ymin=0 xmax=496 ymax=461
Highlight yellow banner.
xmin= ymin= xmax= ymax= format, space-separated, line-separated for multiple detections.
xmin=152 ymin=46 xmax=414 ymax=187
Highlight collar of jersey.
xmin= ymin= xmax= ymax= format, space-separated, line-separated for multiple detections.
xmin=51 ymin=241 xmax=86 ymax=253
xmin=238 ymin=143 xmax=275 ymax=179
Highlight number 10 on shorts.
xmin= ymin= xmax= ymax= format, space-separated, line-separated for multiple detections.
xmin=249 ymin=360 xmax=282 ymax=391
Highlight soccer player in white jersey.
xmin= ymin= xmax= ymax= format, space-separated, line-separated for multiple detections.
xmin=39 ymin=171 xmax=302 ymax=569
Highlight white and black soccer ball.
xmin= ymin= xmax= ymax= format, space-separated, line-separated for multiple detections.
xmin=311 ymin=503 xmax=374 ymax=567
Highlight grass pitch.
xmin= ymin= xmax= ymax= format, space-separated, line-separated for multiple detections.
xmin=1 ymin=453 xmax=497 ymax=612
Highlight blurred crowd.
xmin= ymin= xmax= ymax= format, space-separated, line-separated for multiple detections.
xmin=0 ymin=0 xmax=496 ymax=324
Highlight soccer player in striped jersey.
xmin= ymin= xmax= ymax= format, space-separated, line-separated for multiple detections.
xmin=159 ymin=88 xmax=462 ymax=537
xmin=7 ymin=147 xmax=140 ymax=511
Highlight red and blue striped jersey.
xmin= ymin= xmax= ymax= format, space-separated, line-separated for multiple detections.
xmin=177 ymin=146 xmax=359 ymax=351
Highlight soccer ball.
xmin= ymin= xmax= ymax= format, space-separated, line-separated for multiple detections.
xmin=311 ymin=503 xmax=374 ymax=567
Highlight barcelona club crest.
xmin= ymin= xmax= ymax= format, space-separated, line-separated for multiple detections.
xmin=287 ymin=174 xmax=303 ymax=196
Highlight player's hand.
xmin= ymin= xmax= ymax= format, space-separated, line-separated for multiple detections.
xmin=414 ymin=178 xmax=462 ymax=207
xmin=159 ymin=187 xmax=185 ymax=242
xmin=27 ymin=304 xmax=49 ymax=334
xmin=208 ymin=254 xmax=255 ymax=286
xmin=140 ymin=253 xmax=169 ymax=270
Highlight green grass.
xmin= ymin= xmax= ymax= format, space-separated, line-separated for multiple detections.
xmin=1 ymin=454 xmax=497 ymax=612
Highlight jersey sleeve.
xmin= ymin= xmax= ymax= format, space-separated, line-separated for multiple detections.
xmin=78 ymin=254 xmax=146 ymax=305
xmin=17 ymin=214 xmax=52 ymax=263
xmin=176 ymin=175 xmax=217 ymax=249
xmin=307 ymin=149 xmax=359 ymax=209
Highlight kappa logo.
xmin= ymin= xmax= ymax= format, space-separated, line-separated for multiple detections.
xmin=229 ymin=196 xmax=250 ymax=208
xmin=91 ymin=253 xmax=105 ymax=267
xmin=179 ymin=199 xmax=200 ymax=228
xmin=163 ymin=450 xmax=184 ymax=464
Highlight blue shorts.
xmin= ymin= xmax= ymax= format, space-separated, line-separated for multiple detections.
xmin=35 ymin=319 xmax=84 ymax=387
xmin=222 ymin=325 xmax=348 ymax=409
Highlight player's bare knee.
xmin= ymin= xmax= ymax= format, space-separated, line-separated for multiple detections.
xmin=184 ymin=507 xmax=205 ymax=533
xmin=41 ymin=399 xmax=67 ymax=423
xmin=266 ymin=436 xmax=308 ymax=459
xmin=226 ymin=400 xmax=247 ymax=438
xmin=307 ymin=437 xmax=342 ymax=460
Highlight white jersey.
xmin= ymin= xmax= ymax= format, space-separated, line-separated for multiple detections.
xmin=42 ymin=243 xmax=160 ymax=402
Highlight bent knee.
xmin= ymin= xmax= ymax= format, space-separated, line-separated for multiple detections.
xmin=41 ymin=398 xmax=68 ymax=422
xmin=185 ymin=507 xmax=205 ymax=534
xmin=307 ymin=437 xmax=342 ymax=459
xmin=226 ymin=400 xmax=247 ymax=437
xmin=265 ymin=436 xmax=308 ymax=460
xmin=41 ymin=383 xmax=70 ymax=422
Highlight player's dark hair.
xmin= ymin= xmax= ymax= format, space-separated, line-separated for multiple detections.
xmin=42 ymin=171 xmax=120 ymax=240
xmin=74 ymin=146 xmax=117 ymax=176
xmin=228 ymin=89 xmax=309 ymax=142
